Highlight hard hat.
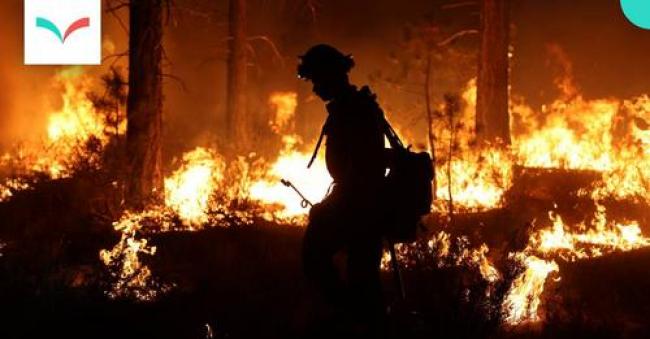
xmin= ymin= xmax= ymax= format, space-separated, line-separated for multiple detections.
xmin=297 ymin=44 xmax=355 ymax=80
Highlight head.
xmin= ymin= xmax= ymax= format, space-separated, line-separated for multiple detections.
xmin=297 ymin=44 xmax=355 ymax=101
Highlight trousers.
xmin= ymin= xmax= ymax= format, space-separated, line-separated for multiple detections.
xmin=302 ymin=184 xmax=384 ymax=323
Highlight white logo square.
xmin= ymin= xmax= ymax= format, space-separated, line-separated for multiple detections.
xmin=24 ymin=0 xmax=102 ymax=65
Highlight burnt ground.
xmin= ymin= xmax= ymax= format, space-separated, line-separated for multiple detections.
xmin=1 ymin=170 xmax=650 ymax=339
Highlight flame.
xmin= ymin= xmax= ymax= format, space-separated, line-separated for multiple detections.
xmin=99 ymin=208 xmax=172 ymax=301
xmin=0 ymin=178 xmax=30 ymax=202
xmin=502 ymin=255 xmax=559 ymax=325
xmin=433 ymin=80 xmax=513 ymax=212
xmin=501 ymin=204 xmax=650 ymax=325
xmin=249 ymin=92 xmax=331 ymax=221
xmin=248 ymin=137 xmax=331 ymax=221
xmin=164 ymin=148 xmax=225 ymax=228
xmin=269 ymin=92 xmax=298 ymax=134
xmin=36 ymin=69 xmax=110 ymax=178
xmin=2 ymin=62 xmax=647 ymax=327
xmin=533 ymin=205 xmax=650 ymax=261
xmin=1 ymin=68 xmax=113 ymax=197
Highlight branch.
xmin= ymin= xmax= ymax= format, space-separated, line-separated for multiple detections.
xmin=108 ymin=8 xmax=128 ymax=35
xmin=161 ymin=73 xmax=188 ymax=92
xmin=441 ymin=1 xmax=477 ymax=10
xmin=247 ymin=35 xmax=285 ymax=67
xmin=105 ymin=0 xmax=129 ymax=14
xmin=437 ymin=29 xmax=479 ymax=47
xmin=102 ymin=51 xmax=128 ymax=66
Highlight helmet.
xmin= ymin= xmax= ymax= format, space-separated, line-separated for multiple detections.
xmin=297 ymin=44 xmax=355 ymax=80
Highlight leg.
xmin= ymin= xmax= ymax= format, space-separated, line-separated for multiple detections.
xmin=302 ymin=214 xmax=346 ymax=305
xmin=346 ymin=235 xmax=384 ymax=326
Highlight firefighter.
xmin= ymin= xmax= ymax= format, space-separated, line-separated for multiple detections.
xmin=298 ymin=44 xmax=388 ymax=336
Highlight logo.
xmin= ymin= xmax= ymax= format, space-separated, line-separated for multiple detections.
xmin=621 ymin=0 xmax=650 ymax=30
xmin=24 ymin=0 xmax=101 ymax=65
xmin=36 ymin=17 xmax=90 ymax=44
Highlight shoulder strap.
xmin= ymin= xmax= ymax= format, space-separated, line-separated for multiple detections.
xmin=307 ymin=112 xmax=404 ymax=168
xmin=307 ymin=116 xmax=330 ymax=169
xmin=383 ymin=117 xmax=405 ymax=150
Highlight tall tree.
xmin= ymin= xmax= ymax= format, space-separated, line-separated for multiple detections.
xmin=126 ymin=0 xmax=164 ymax=207
xmin=226 ymin=0 xmax=249 ymax=153
xmin=476 ymin=0 xmax=510 ymax=145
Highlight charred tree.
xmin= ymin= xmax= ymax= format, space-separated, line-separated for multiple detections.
xmin=126 ymin=0 xmax=164 ymax=207
xmin=226 ymin=0 xmax=249 ymax=153
xmin=476 ymin=0 xmax=510 ymax=145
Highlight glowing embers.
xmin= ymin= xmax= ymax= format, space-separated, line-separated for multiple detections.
xmin=99 ymin=208 xmax=174 ymax=301
xmin=0 ymin=178 xmax=31 ymax=202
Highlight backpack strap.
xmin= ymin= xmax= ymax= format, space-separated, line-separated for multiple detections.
xmin=383 ymin=117 xmax=406 ymax=150
xmin=307 ymin=116 xmax=331 ymax=169
xmin=308 ymin=114 xmax=404 ymax=168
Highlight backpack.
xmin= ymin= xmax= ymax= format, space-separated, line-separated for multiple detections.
xmin=381 ymin=118 xmax=434 ymax=243
xmin=308 ymin=113 xmax=434 ymax=243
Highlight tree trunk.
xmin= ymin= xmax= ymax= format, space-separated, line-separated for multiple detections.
xmin=226 ymin=0 xmax=248 ymax=153
xmin=476 ymin=0 xmax=510 ymax=145
xmin=126 ymin=0 xmax=164 ymax=208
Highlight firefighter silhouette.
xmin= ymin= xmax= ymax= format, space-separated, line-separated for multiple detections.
xmin=298 ymin=44 xmax=388 ymax=335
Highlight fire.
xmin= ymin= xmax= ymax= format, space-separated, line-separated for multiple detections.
xmin=33 ymin=69 xmax=110 ymax=178
xmin=501 ymin=204 xmax=650 ymax=325
xmin=435 ymin=147 xmax=513 ymax=211
xmin=249 ymin=92 xmax=331 ymax=221
xmin=502 ymin=255 xmax=559 ymax=325
xmin=269 ymin=91 xmax=298 ymax=133
xmin=513 ymin=97 xmax=619 ymax=171
xmin=1 ymin=68 xmax=113 ymax=199
xmin=533 ymin=205 xmax=650 ymax=261
xmin=164 ymin=147 xmax=226 ymax=228
xmin=248 ymin=137 xmax=331 ymax=221
xmin=99 ymin=208 xmax=172 ymax=300
xmin=384 ymin=231 xmax=500 ymax=285
xmin=433 ymin=80 xmax=513 ymax=212
xmin=2 ymin=61 xmax=647 ymax=331
xmin=0 ymin=178 xmax=30 ymax=202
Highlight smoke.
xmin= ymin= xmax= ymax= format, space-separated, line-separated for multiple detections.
xmin=0 ymin=1 xmax=58 ymax=149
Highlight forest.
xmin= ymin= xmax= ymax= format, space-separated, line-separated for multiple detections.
xmin=1 ymin=0 xmax=650 ymax=338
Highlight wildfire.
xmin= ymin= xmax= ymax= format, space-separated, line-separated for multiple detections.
xmin=249 ymin=92 xmax=331 ymax=221
xmin=99 ymin=208 xmax=173 ymax=301
xmin=2 ymin=59 xmax=649 ymax=332
xmin=248 ymin=136 xmax=331 ymax=221
xmin=501 ymin=204 xmax=650 ymax=325
xmin=268 ymin=91 xmax=298 ymax=133
xmin=0 ymin=178 xmax=30 ymax=202
xmin=164 ymin=147 xmax=226 ymax=228
xmin=533 ymin=205 xmax=650 ymax=261
xmin=1 ymin=68 xmax=113 ymax=199
xmin=433 ymin=80 xmax=513 ymax=212
xmin=502 ymin=255 xmax=559 ymax=325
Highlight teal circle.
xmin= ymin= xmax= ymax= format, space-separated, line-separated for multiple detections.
xmin=621 ymin=0 xmax=650 ymax=29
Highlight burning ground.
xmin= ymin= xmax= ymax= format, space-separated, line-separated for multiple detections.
xmin=1 ymin=63 xmax=650 ymax=338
